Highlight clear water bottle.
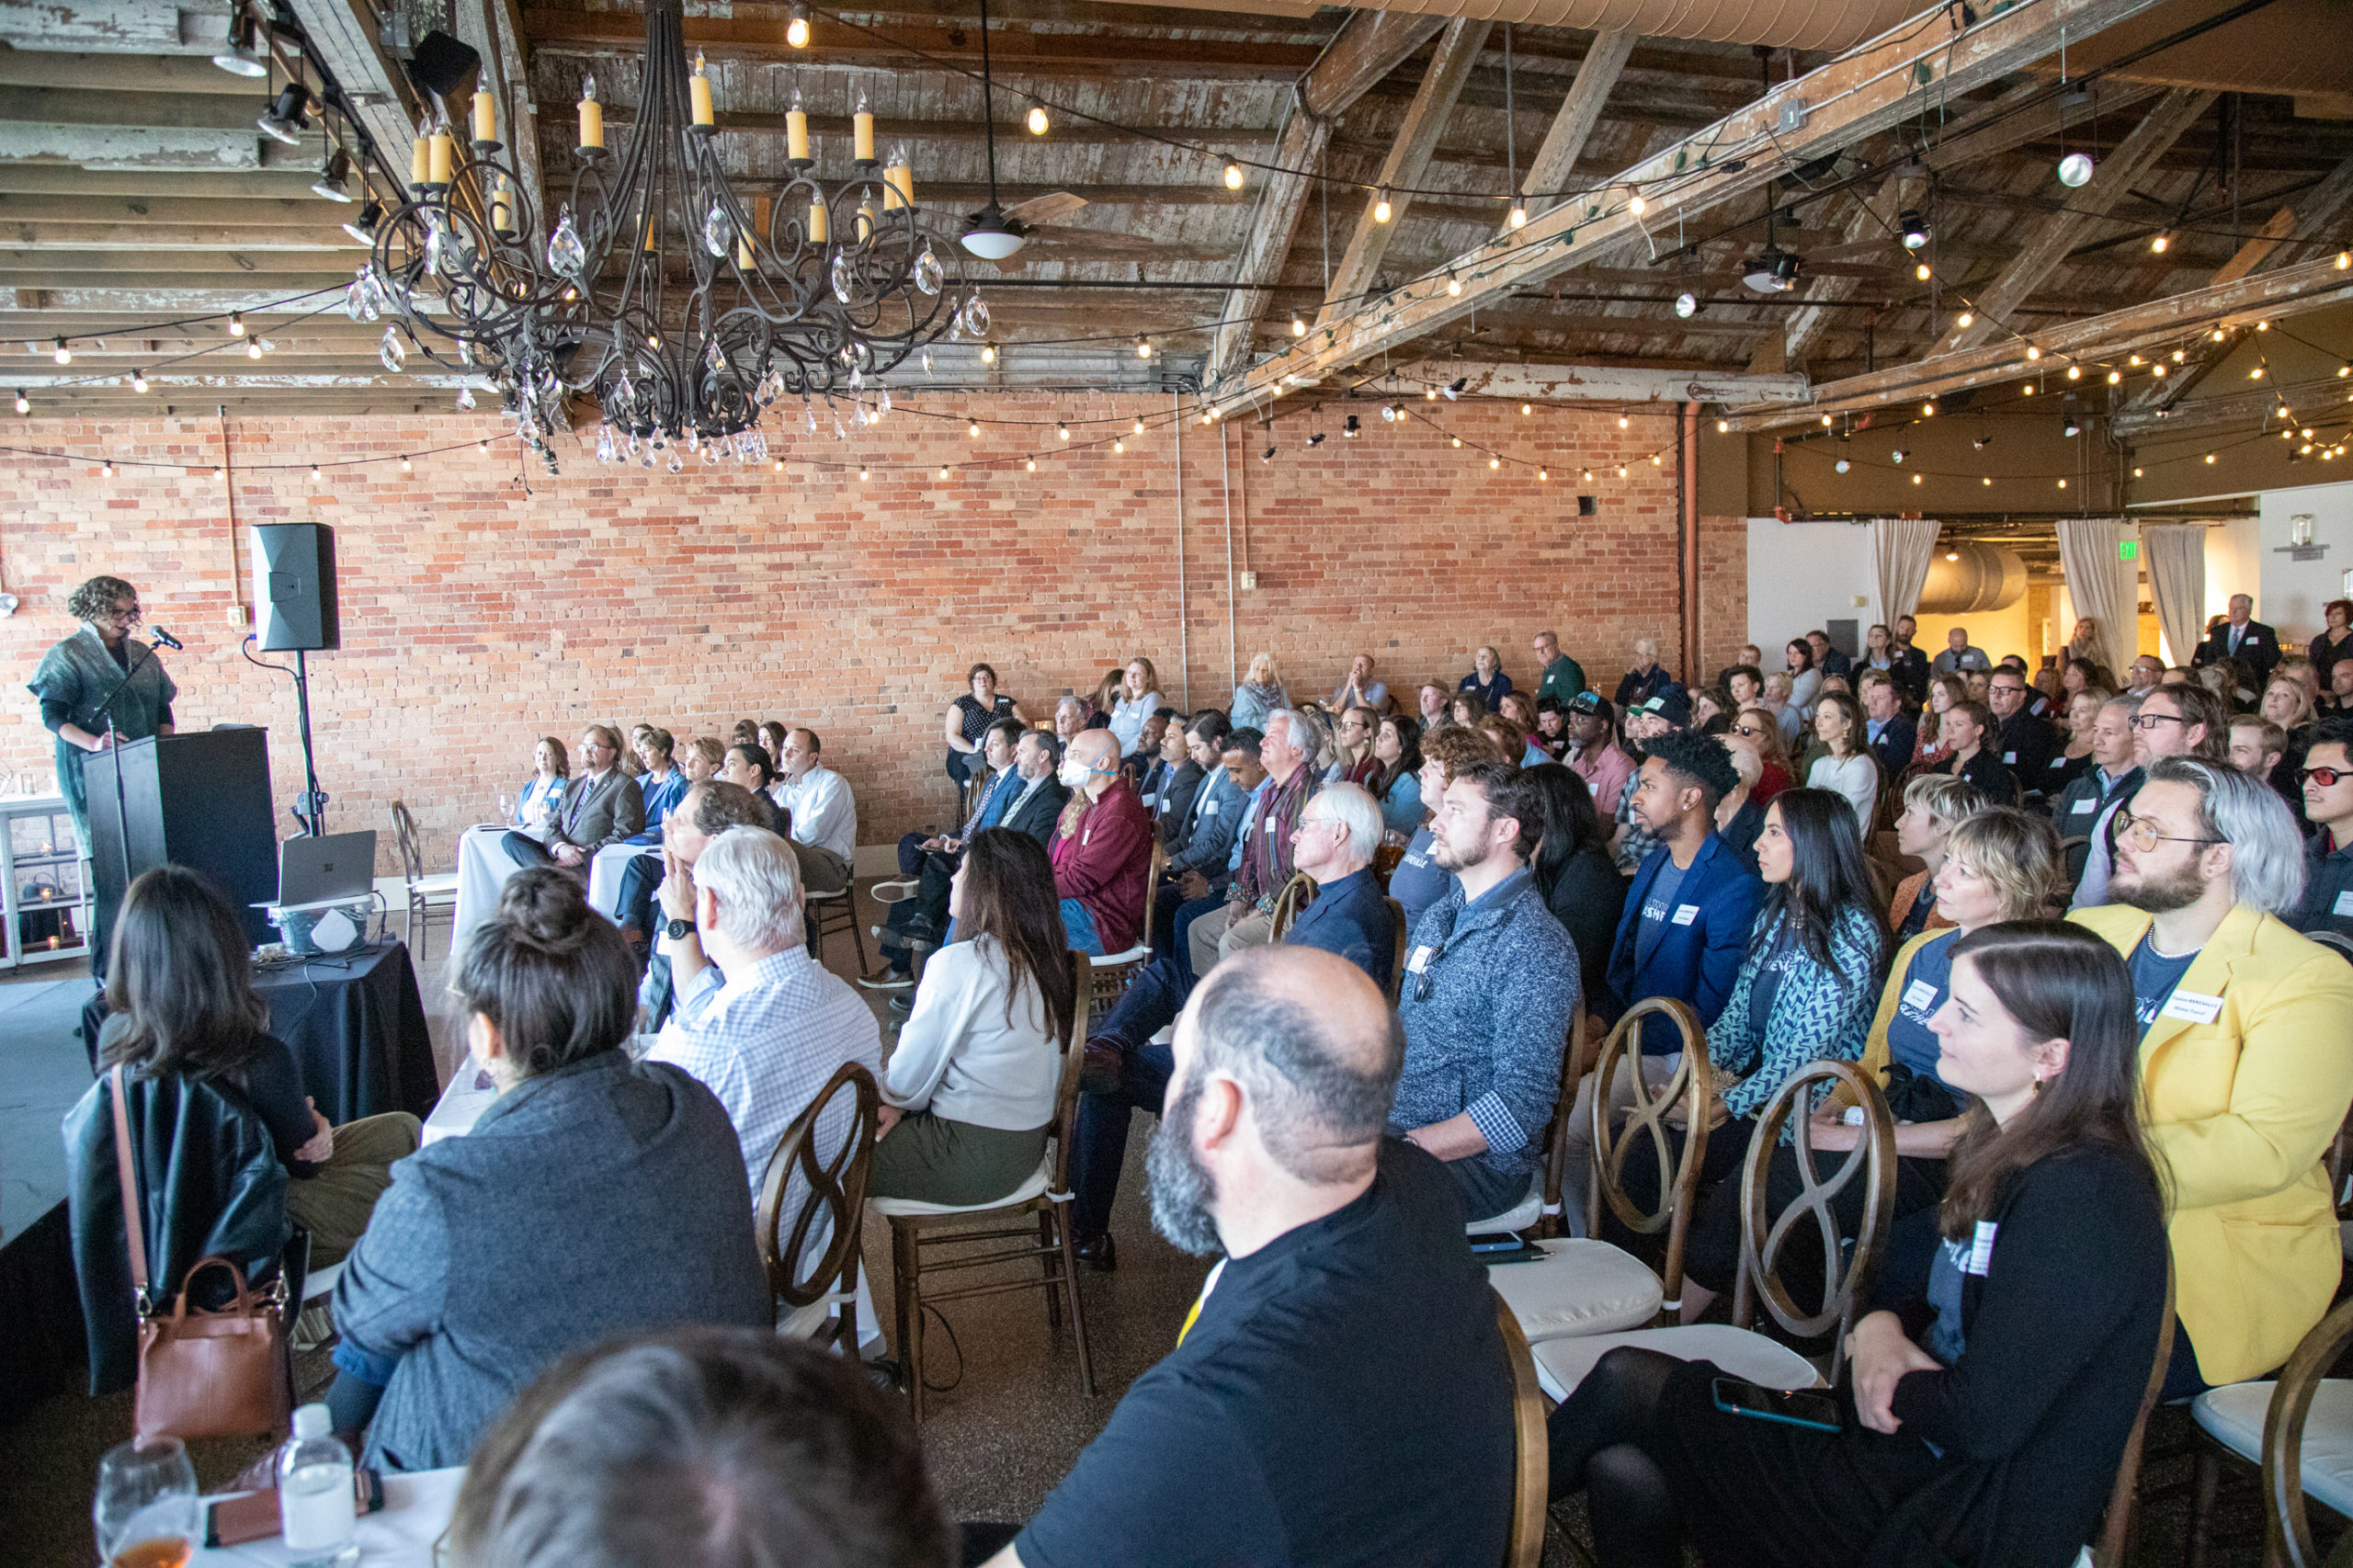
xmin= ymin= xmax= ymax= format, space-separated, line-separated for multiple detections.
xmin=276 ymin=1403 xmax=358 ymax=1568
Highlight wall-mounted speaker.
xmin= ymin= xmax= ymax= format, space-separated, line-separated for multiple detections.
xmin=249 ymin=522 xmax=340 ymax=652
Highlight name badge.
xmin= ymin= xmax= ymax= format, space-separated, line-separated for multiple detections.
xmin=1142 ymin=792 xmax=1158 ymax=808
xmin=1589 ymin=779 xmax=1603 ymax=797
xmin=1266 ymin=817 xmax=1279 ymax=835
xmin=1407 ymin=945 xmax=1434 ymax=975
xmin=1902 ymin=979 xmax=1939 ymax=1012
xmin=2161 ymin=990 xmax=2225 ymax=1026
xmin=1671 ymin=904 xmax=1699 ymax=926
xmin=2072 ymin=797 xmax=2096 ymax=813
xmin=1965 ymin=1221 xmax=1998 ymax=1276
xmin=2003 ymin=750 xmax=2018 ymax=764
xmin=1203 ymin=801 xmax=1220 ymax=816
xmin=2335 ymin=890 xmax=2353 ymax=917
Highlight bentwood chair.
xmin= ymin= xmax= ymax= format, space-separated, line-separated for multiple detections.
xmin=756 ymin=1061 xmax=881 ymax=1352
xmin=1488 ymin=999 xmax=1692 ymax=1348
xmin=2086 ymin=1263 xmax=2175 ymax=1568
xmin=1267 ymin=871 xmax=1313 ymax=939
xmin=1495 ymin=1289 xmax=1549 ymax=1568
xmin=1528 ymin=1057 xmax=1898 ymax=1403
xmin=1382 ymin=896 xmax=1408 ymax=1005
xmin=1086 ymin=841 xmax=1163 ymax=1017
xmin=869 ymin=953 xmax=1096 ymax=1426
xmin=389 ymin=801 xmax=459 ymax=960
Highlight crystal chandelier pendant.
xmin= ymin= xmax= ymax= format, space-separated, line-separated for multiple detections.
xmin=705 ymin=339 xmax=724 ymax=375
xmin=686 ymin=426 xmax=699 ymax=452
xmin=915 ymin=242 xmax=944 ymax=296
xmin=877 ymin=384 xmax=892 ymax=413
xmin=831 ymin=252 xmax=854 ymax=305
xmin=548 ymin=208 xmax=586 ymax=276
xmin=852 ymin=402 xmax=869 ymax=428
xmin=459 ymin=339 xmax=475 ymax=369
xmin=848 ymin=363 xmax=863 ymax=391
xmin=804 ymin=403 xmax=818 ymax=434
xmin=922 ymin=350 xmax=934 ymax=373
xmin=832 ymin=408 xmax=847 ymax=439
xmin=960 ymin=294 xmax=990 ymax=337
xmin=597 ymin=426 xmax=616 ymax=462
xmin=626 ymin=432 xmax=642 ymax=457
xmin=457 ymin=386 xmax=476 ymax=411
xmin=380 ymin=327 xmax=406 ymax=371
xmin=702 ymin=203 xmax=732 ymax=258
xmin=667 ymin=451 xmax=685 ymax=473
xmin=345 ymin=273 xmax=366 ymax=322
xmin=642 ymin=449 xmax=655 ymax=468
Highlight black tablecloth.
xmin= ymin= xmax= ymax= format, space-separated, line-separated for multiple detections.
xmin=79 ymin=938 xmax=439 ymax=1124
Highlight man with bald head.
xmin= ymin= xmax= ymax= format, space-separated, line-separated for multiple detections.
xmin=1051 ymin=728 xmax=1153 ymax=957
xmin=982 ymin=946 xmax=1515 ymax=1568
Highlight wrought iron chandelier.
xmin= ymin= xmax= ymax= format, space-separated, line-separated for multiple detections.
xmin=348 ymin=0 xmax=983 ymax=472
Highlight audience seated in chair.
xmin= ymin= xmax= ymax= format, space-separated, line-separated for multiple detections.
xmin=1151 ymin=715 xmax=1245 ymax=939
xmin=1186 ymin=710 xmax=1320 ymax=980
xmin=1051 ymin=695 xmax=1088 ymax=744
xmin=1987 ymin=667 xmax=2059 ymax=804
xmin=444 ymin=1327 xmax=952 ymax=1568
xmin=628 ymin=728 xmax=688 ymax=841
xmin=2074 ymin=756 xmax=2353 ymax=1394
xmin=1564 ymin=691 xmax=1636 ymax=812
xmin=1461 ymin=645 xmax=1514 ymax=712
xmin=1521 ymin=760 xmax=1631 ymax=996
xmin=1616 ymin=636 xmax=1677 ymax=712
xmin=870 ymin=830 xmax=1074 ymax=1210
xmin=1392 ymin=761 xmax=1582 ymax=1226
xmin=774 ymin=728 xmax=857 ymax=895
xmin=866 ymin=723 xmax=1066 ymax=989
xmin=503 ymin=725 xmax=643 ymax=872
xmin=1331 ymin=703 xmax=1383 ymax=785
xmin=65 ymin=867 xmax=419 ymax=1391
xmin=510 ymin=736 xmax=570 ymax=835
xmin=716 ymin=743 xmax=790 ymax=837
xmin=1370 ymin=714 xmax=1424 ymax=836
xmin=1549 ymin=922 xmax=2168 ymax=1568
xmin=1069 ymin=784 xmax=1398 ymax=1268
xmin=645 ymin=826 xmax=882 ymax=1203
xmin=2290 ymin=716 xmax=2353 ymax=941
xmin=1932 ymin=699 xmax=2018 ymax=807
xmin=636 ymin=782 xmax=781 ymax=1031
xmin=1131 ymin=708 xmax=1199 ymax=836
xmin=1051 ymin=730 xmax=1153 ymax=959
xmin=615 ymin=735 xmax=724 ymax=963
xmin=1390 ymin=725 xmax=1506 ymax=934
xmin=1416 ymin=681 xmax=1449 ymax=729
xmin=326 ymin=869 xmax=770 ymax=1471
xmin=974 ymin=945 xmax=1515 ymax=1568
xmin=1160 ymin=726 xmax=1268 ymax=963
xmin=946 ymin=662 xmax=1026 ymax=790
xmin=2073 ymin=684 xmax=2224 ymax=910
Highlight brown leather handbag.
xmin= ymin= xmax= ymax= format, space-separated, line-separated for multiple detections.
xmin=110 ymin=1066 xmax=292 ymax=1441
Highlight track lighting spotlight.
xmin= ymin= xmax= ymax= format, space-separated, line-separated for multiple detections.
xmin=257 ymin=83 xmax=313 ymax=146
xmin=311 ymin=148 xmax=357 ymax=203
xmin=1898 ymin=210 xmax=1929 ymax=250
xmin=1343 ymin=415 xmax=1360 ymax=437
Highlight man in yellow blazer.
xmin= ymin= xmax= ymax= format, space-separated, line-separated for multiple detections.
xmin=2072 ymin=756 xmax=2353 ymax=1392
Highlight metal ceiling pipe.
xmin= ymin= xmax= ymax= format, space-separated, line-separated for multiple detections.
xmin=1919 ymin=540 xmax=2029 ymax=614
xmin=1099 ymin=0 xmax=1930 ymax=53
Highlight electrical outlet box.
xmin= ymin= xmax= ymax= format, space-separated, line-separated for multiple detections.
xmin=1238 ymin=571 xmax=1257 ymax=591
xmin=225 ymin=602 xmax=250 ymax=627
xmin=1853 ymin=595 xmax=1869 ymax=608
xmin=1778 ymin=98 xmax=1809 ymax=133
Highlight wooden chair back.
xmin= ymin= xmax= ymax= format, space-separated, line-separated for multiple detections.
xmin=2261 ymin=1294 xmax=2353 ymax=1568
xmin=1267 ymin=870 xmax=1313 ymax=939
xmin=391 ymin=801 xmax=426 ymax=884
xmin=1140 ymin=839 xmax=1167 ymax=949
xmin=1729 ymin=1060 xmax=1897 ymax=1385
xmin=1046 ymin=952 xmax=1095 ymax=1196
xmin=2058 ymin=833 xmax=2093 ymax=896
xmin=2307 ymin=929 xmax=2353 ymax=968
xmin=756 ymin=1062 xmax=881 ymax=1312
xmin=1587 ymin=997 xmax=1712 ymax=1304
xmin=1382 ymin=896 xmax=1408 ymax=1006
xmin=1538 ymin=998 xmax=1592 ymax=1238
xmin=2092 ymin=1260 xmax=2176 ymax=1568
xmin=1494 ymin=1289 xmax=1548 ymax=1568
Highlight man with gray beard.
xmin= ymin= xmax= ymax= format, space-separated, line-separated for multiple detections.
xmin=975 ymin=947 xmax=1515 ymax=1568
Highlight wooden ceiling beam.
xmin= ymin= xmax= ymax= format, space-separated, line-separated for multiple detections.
xmin=1316 ymin=17 xmax=1489 ymax=325
xmin=1513 ymin=29 xmax=1634 ymax=230
xmin=1936 ymin=87 xmax=2215 ymax=353
xmin=279 ymin=0 xmax=426 ymax=187
xmin=1211 ymin=0 xmax=2183 ymax=415
xmin=0 ymin=52 xmax=267 ymax=96
xmin=1206 ymin=8 xmax=1445 ymax=382
xmin=590 ymin=107 xmax=1283 ymax=148
xmin=0 ymin=166 xmax=336 ymax=199
xmin=0 ymin=194 xmax=355 ymax=225
xmin=1781 ymin=177 xmax=1907 ymax=374
xmin=0 ymin=222 xmax=361 ymax=249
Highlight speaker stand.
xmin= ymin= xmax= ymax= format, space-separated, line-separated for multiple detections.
xmin=292 ymin=649 xmax=326 ymax=837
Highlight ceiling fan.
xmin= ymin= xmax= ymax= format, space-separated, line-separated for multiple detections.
xmin=959 ymin=0 xmax=1086 ymax=260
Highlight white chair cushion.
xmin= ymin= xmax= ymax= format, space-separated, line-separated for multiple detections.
xmin=777 ymin=1297 xmax=835 ymax=1339
xmin=1489 ymin=1240 xmax=1663 ymax=1344
xmin=1529 ymin=1324 xmax=1824 ymax=1404
xmin=870 ymin=1153 xmax=1051 ymax=1218
xmin=1095 ymin=944 xmax=1150 ymax=968
xmin=1474 ymin=1182 xmax=1544 ymax=1235
xmin=301 ymin=1259 xmax=344 ymax=1302
xmin=2194 ymin=1379 xmax=2353 ymax=1522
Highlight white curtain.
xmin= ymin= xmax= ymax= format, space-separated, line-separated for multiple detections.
xmin=1871 ymin=517 xmax=1943 ymax=625
xmin=2055 ymin=519 xmax=2141 ymax=677
xmin=2142 ymin=523 xmax=2207 ymax=668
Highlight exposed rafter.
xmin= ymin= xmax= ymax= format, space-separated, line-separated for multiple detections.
xmin=1511 ymin=28 xmax=1634 ymax=229
xmin=1780 ymin=175 xmax=1905 ymax=372
xmin=1315 ymin=17 xmax=1490 ymax=325
xmin=1370 ymin=359 xmax=1811 ymax=403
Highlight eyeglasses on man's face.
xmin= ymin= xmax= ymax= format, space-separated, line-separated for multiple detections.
xmin=2301 ymin=765 xmax=2348 ymax=789
xmin=2128 ymin=711 xmax=2189 ymax=731
xmin=2112 ymin=810 xmax=2224 ymax=855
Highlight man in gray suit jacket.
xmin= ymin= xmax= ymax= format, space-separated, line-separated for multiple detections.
xmin=505 ymin=724 xmax=645 ymax=870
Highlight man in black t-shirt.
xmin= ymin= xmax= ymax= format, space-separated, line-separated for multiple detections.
xmin=983 ymin=946 xmax=1516 ymax=1568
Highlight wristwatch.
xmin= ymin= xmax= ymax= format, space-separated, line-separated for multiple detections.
xmin=665 ymin=917 xmax=694 ymax=942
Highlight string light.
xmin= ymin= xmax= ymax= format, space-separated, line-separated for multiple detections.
xmin=246 ymin=339 xmax=263 ymax=359
xmin=310 ymin=464 xmax=321 ymax=481
xmin=1915 ymin=262 xmax=1931 ymax=281
xmin=1446 ymin=272 xmax=1461 ymax=297
xmin=1222 ymin=160 xmax=1244 ymax=191
xmin=1026 ymin=97 xmax=1049 ymax=135
xmin=1372 ymin=190 xmax=1392 ymax=223
xmin=1056 ymin=420 xmax=1070 ymax=440
xmin=980 ymin=343 xmax=996 ymax=364
xmin=2150 ymin=232 xmax=2170 ymax=254
xmin=1507 ymin=205 xmax=1528 ymax=230
xmin=12 ymin=392 xmax=25 ymax=415
xmin=1628 ymin=191 xmax=1647 ymax=216
xmin=786 ymin=2 xmax=811 ymax=46
xmin=859 ymin=467 xmax=869 ymax=480
xmin=940 ymin=466 xmax=950 ymax=479
xmin=1135 ymin=335 xmax=1152 ymax=358
xmin=131 ymin=369 xmax=148 ymax=392
xmin=1488 ymin=456 xmax=1499 ymax=469
xmin=1291 ymin=315 xmax=1307 ymax=336
xmin=969 ymin=419 xmax=981 ymax=437
xmin=228 ymin=312 xmax=245 ymax=337
xmin=1114 ymin=438 xmax=1125 ymax=453
xmin=400 ymin=455 xmax=413 ymax=472
xmin=1538 ymin=468 xmax=1548 ymax=481
xmin=1717 ymin=419 xmax=1730 ymax=433
xmin=1957 ymin=312 xmax=1973 ymax=328
xmin=51 ymin=339 xmax=69 ymax=365
xmin=2065 ymin=364 xmax=2080 ymax=380
xmin=101 ymin=460 xmax=113 ymax=477
xmin=1619 ymin=415 xmax=1630 ymax=428
xmin=1521 ymin=403 xmax=1532 ymax=415
xmin=1133 ymin=418 xmax=1144 ymax=435
xmin=1026 ymin=458 xmax=1036 ymax=472
xmin=2026 ymin=346 xmax=2041 ymax=360
xmin=1450 ymin=436 xmax=1461 ymax=448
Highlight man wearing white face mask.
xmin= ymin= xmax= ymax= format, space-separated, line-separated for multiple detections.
xmin=1051 ymin=729 xmax=1154 ymax=957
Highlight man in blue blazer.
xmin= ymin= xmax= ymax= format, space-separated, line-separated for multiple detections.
xmin=1859 ymin=670 xmax=1917 ymax=786
xmin=1069 ymin=782 xmax=1396 ymax=1268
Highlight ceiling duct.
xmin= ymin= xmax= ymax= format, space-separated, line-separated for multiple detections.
xmin=1919 ymin=540 xmax=2029 ymax=614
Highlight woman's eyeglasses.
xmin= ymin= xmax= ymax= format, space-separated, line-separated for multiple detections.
xmin=1731 ymin=724 xmax=1764 ymax=738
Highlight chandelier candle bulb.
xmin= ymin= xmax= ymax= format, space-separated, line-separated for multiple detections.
xmin=787 ymin=94 xmax=810 ymax=160
xmin=472 ymin=88 xmax=497 ymax=143
xmin=577 ymin=79 xmax=605 ymax=152
xmin=427 ymin=125 xmax=455 ymax=186
xmin=411 ymin=126 xmax=432 ymax=184
xmin=854 ymin=96 xmax=875 ymax=162
xmin=883 ymin=149 xmax=913 ymax=210
xmin=736 ymin=233 xmax=755 ymax=269
xmin=690 ymin=52 xmax=714 ymax=127
xmin=808 ymin=198 xmax=828 ymax=243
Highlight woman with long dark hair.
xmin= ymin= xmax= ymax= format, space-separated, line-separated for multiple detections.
xmin=1807 ymin=689 xmax=1881 ymax=834
xmin=1553 ymin=920 xmax=2169 ymax=1568
xmin=870 ymin=828 xmax=1076 ymax=1206
xmin=329 ymin=869 xmax=769 ymax=1471
xmin=96 ymin=866 xmax=418 ymax=1267
xmin=1523 ymin=762 xmax=1628 ymax=989
xmin=1370 ymin=713 xmax=1425 ymax=837
xmin=1783 ymin=638 xmax=1822 ymax=720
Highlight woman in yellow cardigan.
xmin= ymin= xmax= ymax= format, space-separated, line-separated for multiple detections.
xmin=2072 ymin=756 xmax=2353 ymax=1392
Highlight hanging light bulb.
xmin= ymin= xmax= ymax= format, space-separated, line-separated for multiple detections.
xmin=1488 ymin=456 xmax=1500 ymax=469
xmin=1114 ymin=438 xmax=1125 ymax=453
xmin=786 ymin=1 xmax=811 ymax=46
xmin=400 ymin=455 xmax=413 ymax=473
xmin=311 ymin=464 xmax=322 ymax=481
xmin=1291 ymin=315 xmax=1307 ymax=336
xmin=1521 ymin=403 xmax=1532 ymax=415
xmin=1957 ymin=311 xmax=1973 ymax=328
xmin=1446 ymin=271 xmax=1461 ymax=297
xmin=12 ymin=392 xmax=25 ymax=415
xmin=980 ymin=342 xmax=997 ymax=365
xmin=51 ymin=338 xmax=69 ymax=364
xmin=2026 ymin=345 xmax=2041 ymax=360
xmin=969 ymin=419 xmax=981 ymax=437
xmin=101 ymin=460 xmax=113 ymax=477
xmin=1628 ymin=190 xmax=1647 ymax=216
xmin=1223 ymin=160 xmax=1245 ymax=190
xmin=228 ymin=312 xmax=246 ymax=337
xmin=1136 ymin=335 xmax=1153 ymax=358
xmin=2150 ymin=231 xmax=2171 ymax=254
xmin=131 ymin=369 xmax=148 ymax=392
xmin=1915 ymin=262 xmax=1932 ymax=281
xmin=1057 ymin=420 xmax=1070 ymax=440
xmin=246 ymin=338 xmax=262 ymax=359
xmin=1027 ymin=97 xmax=1049 ymax=135
xmin=1507 ymin=204 xmax=1528 ymax=230
xmin=1027 ymin=457 xmax=1037 ymax=472
xmin=1372 ymin=190 xmax=1392 ymax=224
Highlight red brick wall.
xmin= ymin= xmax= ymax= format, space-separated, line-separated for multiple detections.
xmin=0 ymin=397 xmax=1729 ymax=869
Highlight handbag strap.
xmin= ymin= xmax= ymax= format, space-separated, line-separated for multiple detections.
xmin=108 ymin=1064 xmax=151 ymax=1312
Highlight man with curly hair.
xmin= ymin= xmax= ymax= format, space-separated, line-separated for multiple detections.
xmin=28 ymin=574 xmax=176 ymax=851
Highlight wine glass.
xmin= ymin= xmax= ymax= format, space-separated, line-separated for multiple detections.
xmin=93 ymin=1436 xmax=199 ymax=1568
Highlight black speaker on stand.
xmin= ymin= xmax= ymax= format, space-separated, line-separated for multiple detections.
xmin=248 ymin=522 xmax=339 ymax=836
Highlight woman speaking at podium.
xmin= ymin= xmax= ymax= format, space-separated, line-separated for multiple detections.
xmin=26 ymin=574 xmax=176 ymax=852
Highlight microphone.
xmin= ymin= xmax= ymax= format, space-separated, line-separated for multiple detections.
xmin=147 ymin=625 xmax=184 ymax=651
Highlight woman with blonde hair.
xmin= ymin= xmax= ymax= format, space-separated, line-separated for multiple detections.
xmin=1229 ymin=652 xmax=1287 ymax=732
xmin=1730 ymin=705 xmax=1793 ymax=805
xmin=1107 ymin=657 xmax=1162 ymax=755
xmin=1887 ymin=772 xmax=1993 ymax=940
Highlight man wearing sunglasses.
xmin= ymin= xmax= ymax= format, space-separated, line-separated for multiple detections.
xmin=2073 ymin=757 xmax=2353 ymax=1399
xmin=2290 ymin=717 xmax=2353 ymax=941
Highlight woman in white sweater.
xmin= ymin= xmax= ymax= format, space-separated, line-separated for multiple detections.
xmin=1806 ymin=689 xmax=1881 ymax=835
xmin=868 ymin=828 xmax=1077 ymax=1207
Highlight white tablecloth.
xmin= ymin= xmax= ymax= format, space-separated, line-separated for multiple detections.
xmin=194 ymin=1466 xmax=462 ymax=1568
xmin=449 ymin=827 xmax=654 ymax=955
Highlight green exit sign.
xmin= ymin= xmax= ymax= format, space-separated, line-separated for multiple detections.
xmin=2118 ymin=540 xmax=2141 ymax=561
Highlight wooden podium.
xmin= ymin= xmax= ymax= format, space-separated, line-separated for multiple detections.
xmin=85 ymin=728 xmax=278 ymax=961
